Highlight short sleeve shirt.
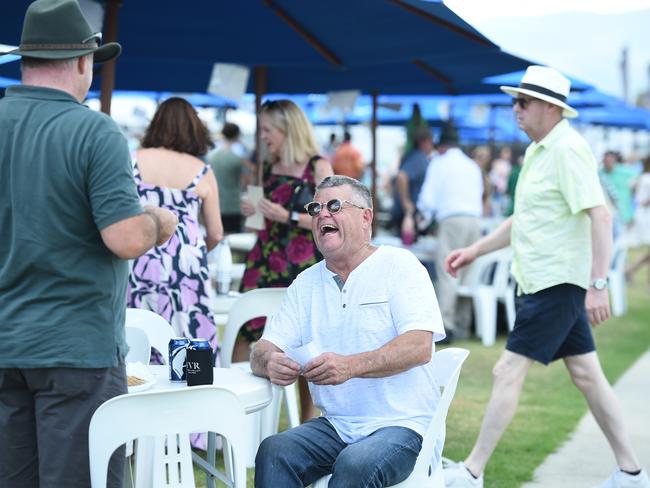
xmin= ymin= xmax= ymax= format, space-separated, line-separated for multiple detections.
xmin=262 ymin=246 xmax=446 ymax=443
xmin=0 ymin=85 xmax=144 ymax=368
xmin=511 ymin=119 xmax=606 ymax=294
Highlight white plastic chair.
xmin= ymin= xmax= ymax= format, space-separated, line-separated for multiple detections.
xmin=609 ymin=240 xmax=627 ymax=317
xmin=89 ymin=387 xmax=248 ymax=488
xmin=456 ymin=248 xmax=515 ymax=346
xmin=125 ymin=308 xmax=175 ymax=363
xmin=312 ymin=347 xmax=470 ymax=488
xmin=125 ymin=326 xmax=152 ymax=364
xmin=214 ymin=288 xmax=297 ymax=469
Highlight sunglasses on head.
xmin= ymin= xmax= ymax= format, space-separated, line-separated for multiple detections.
xmin=82 ymin=32 xmax=102 ymax=46
xmin=304 ymin=199 xmax=366 ymax=217
xmin=511 ymin=97 xmax=533 ymax=109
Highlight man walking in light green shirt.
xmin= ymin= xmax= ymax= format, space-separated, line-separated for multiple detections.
xmin=441 ymin=66 xmax=648 ymax=488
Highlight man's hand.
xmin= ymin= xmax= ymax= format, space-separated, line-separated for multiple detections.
xmin=586 ymin=288 xmax=610 ymax=326
xmin=144 ymin=206 xmax=178 ymax=246
xmin=303 ymin=353 xmax=353 ymax=385
xmin=265 ymin=351 xmax=301 ymax=386
xmin=445 ymin=245 xmax=478 ymax=278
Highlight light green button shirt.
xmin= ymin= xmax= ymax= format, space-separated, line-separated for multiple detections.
xmin=511 ymin=119 xmax=605 ymax=294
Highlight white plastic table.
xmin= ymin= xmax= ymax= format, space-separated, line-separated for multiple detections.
xmin=146 ymin=365 xmax=272 ymax=414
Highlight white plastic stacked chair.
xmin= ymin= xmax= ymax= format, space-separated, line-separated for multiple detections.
xmin=456 ymin=247 xmax=515 ymax=346
xmin=608 ymin=240 xmax=627 ymax=317
xmin=89 ymin=387 xmax=248 ymax=488
xmin=125 ymin=308 xmax=175 ymax=363
xmin=216 ymin=288 xmax=296 ymax=469
xmin=312 ymin=347 xmax=470 ymax=488
xmin=125 ymin=326 xmax=152 ymax=365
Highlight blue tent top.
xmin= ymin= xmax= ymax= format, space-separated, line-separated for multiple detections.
xmin=1 ymin=0 xmax=531 ymax=95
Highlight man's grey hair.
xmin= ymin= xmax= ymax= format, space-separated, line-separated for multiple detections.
xmin=316 ymin=175 xmax=373 ymax=209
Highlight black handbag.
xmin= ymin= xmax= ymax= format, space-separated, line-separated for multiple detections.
xmin=289 ymin=156 xmax=319 ymax=213
xmin=290 ymin=182 xmax=314 ymax=213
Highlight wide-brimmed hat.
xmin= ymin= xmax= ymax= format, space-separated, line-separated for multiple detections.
xmin=500 ymin=65 xmax=578 ymax=118
xmin=0 ymin=0 xmax=121 ymax=63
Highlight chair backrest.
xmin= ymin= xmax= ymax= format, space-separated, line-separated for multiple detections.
xmin=89 ymin=387 xmax=248 ymax=488
xmin=125 ymin=326 xmax=151 ymax=364
xmin=125 ymin=308 xmax=175 ymax=364
xmin=220 ymin=288 xmax=287 ymax=367
xmin=388 ymin=347 xmax=469 ymax=488
xmin=312 ymin=347 xmax=469 ymax=488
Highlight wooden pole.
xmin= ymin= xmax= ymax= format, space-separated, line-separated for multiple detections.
xmin=99 ymin=0 xmax=121 ymax=115
xmin=254 ymin=66 xmax=268 ymax=185
xmin=371 ymin=91 xmax=379 ymax=233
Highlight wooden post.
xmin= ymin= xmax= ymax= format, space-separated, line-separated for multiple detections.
xmin=99 ymin=0 xmax=121 ymax=115
xmin=371 ymin=91 xmax=379 ymax=233
xmin=254 ymin=66 xmax=268 ymax=185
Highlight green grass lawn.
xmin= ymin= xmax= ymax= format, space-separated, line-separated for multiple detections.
xmin=193 ymin=277 xmax=650 ymax=488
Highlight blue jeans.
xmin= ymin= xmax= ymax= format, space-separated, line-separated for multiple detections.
xmin=255 ymin=417 xmax=422 ymax=488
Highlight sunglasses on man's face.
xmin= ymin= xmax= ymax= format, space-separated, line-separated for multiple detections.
xmin=304 ymin=199 xmax=366 ymax=217
xmin=512 ymin=97 xmax=533 ymax=110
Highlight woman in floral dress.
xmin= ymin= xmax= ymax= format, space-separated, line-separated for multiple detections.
xmin=127 ymin=97 xmax=223 ymax=361
xmin=239 ymin=99 xmax=333 ymax=421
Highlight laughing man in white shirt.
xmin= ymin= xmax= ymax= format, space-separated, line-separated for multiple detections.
xmin=252 ymin=175 xmax=446 ymax=487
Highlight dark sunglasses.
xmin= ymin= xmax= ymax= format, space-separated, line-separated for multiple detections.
xmin=304 ymin=199 xmax=366 ymax=217
xmin=511 ymin=97 xmax=532 ymax=109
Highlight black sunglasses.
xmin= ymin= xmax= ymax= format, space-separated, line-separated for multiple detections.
xmin=511 ymin=97 xmax=532 ymax=109
xmin=304 ymin=199 xmax=366 ymax=217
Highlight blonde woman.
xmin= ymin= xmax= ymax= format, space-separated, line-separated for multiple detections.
xmin=237 ymin=99 xmax=332 ymax=420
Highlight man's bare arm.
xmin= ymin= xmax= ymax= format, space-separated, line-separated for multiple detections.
xmin=303 ymin=330 xmax=432 ymax=385
xmin=100 ymin=206 xmax=177 ymax=259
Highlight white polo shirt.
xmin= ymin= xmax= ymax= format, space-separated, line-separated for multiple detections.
xmin=262 ymin=245 xmax=446 ymax=443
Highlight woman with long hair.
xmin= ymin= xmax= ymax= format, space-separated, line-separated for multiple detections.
xmin=238 ymin=99 xmax=333 ymax=421
xmin=127 ymin=97 xmax=223 ymax=363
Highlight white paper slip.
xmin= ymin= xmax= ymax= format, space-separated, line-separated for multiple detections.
xmin=244 ymin=185 xmax=265 ymax=230
xmin=285 ymin=342 xmax=320 ymax=368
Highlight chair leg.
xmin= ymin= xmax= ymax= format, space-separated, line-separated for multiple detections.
xmin=475 ymin=286 xmax=497 ymax=347
xmin=206 ymin=434 xmax=218 ymax=488
xmin=283 ymin=383 xmax=300 ymax=429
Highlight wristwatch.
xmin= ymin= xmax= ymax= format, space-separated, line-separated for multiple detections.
xmin=590 ymin=278 xmax=608 ymax=290
xmin=289 ymin=211 xmax=301 ymax=226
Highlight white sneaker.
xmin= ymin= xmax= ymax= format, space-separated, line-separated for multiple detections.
xmin=596 ymin=468 xmax=650 ymax=488
xmin=443 ymin=460 xmax=484 ymax=488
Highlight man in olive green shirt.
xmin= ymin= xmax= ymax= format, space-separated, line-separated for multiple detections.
xmin=0 ymin=1 xmax=177 ymax=487
xmin=441 ymin=66 xmax=648 ymax=488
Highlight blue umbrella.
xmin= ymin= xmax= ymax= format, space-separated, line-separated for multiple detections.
xmin=1 ymin=0 xmax=530 ymax=95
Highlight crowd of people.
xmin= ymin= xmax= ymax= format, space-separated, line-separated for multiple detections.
xmin=2 ymin=1 xmax=649 ymax=488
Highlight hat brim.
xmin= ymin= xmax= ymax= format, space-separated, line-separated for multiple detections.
xmin=500 ymin=85 xmax=578 ymax=118
xmin=2 ymin=42 xmax=121 ymax=64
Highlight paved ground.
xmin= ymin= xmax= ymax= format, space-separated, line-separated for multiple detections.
xmin=521 ymin=349 xmax=650 ymax=488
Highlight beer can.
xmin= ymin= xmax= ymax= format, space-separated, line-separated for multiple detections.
xmin=186 ymin=338 xmax=214 ymax=386
xmin=168 ymin=337 xmax=190 ymax=382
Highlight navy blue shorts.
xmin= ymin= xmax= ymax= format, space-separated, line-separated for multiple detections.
xmin=506 ymin=283 xmax=595 ymax=365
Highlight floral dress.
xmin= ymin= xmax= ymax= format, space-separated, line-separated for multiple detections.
xmin=239 ymin=158 xmax=322 ymax=341
xmin=127 ymin=163 xmax=218 ymax=359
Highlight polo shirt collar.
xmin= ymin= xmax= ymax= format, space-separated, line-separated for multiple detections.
xmin=530 ymin=118 xmax=569 ymax=151
xmin=5 ymin=85 xmax=80 ymax=104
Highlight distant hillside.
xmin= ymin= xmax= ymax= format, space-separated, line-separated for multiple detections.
xmin=474 ymin=9 xmax=650 ymax=101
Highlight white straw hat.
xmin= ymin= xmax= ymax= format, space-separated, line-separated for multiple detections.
xmin=500 ymin=65 xmax=578 ymax=118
